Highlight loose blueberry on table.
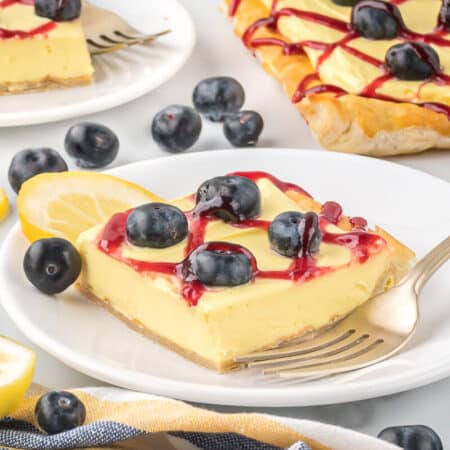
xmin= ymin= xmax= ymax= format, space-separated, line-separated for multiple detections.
xmin=151 ymin=105 xmax=202 ymax=153
xmin=179 ymin=243 xmax=254 ymax=287
xmin=126 ymin=203 xmax=188 ymax=248
xmin=23 ymin=238 xmax=82 ymax=295
xmin=269 ymin=211 xmax=321 ymax=257
xmin=351 ymin=0 xmax=400 ymax=40
xmin=8 ymin=148 xmax=68 ymax=194
xmin=35 ymin=0 xmax=82 ymax=21
xmin=378 ymin=425 xmax=443 ymax=450
xmin=385 ymin=42 xmax=441 ymax=81
xmin=195 ymin=175 xmax=261 ymax=222
xmin=223 ymin=110 xmax=264 ymax=147
xmin=35 ymin=391 xmax=86 ymax=435
xmin=65 ymin=122 xmax=120 ymax=169
xmin=193 ymin=77 xmax=245 ymax=122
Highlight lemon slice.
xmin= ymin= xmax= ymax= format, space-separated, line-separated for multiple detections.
xmin=0 ymin=337 xmax=36 ymax=418
xmin=18 ymin=172 xmax=163 ymax=243
xmin=0 ymin=189 xmax=9 ymax=222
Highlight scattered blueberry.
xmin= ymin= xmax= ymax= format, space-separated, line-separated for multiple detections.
xmin=269 ymin=211 xmax=321 ymax=257
xmin=385 ymin=42 xmax=440 ymax=81
xmin=352 ymin=1 xmax=400 ymax=40
xmin=151 ymin=105 xmax=202 ymax=153
xmin=23 ymin=238 xmax=82 ymax=295
xmin=65 ymin=122 xmax=119 ymax=169
xmin=195 ymin=175 xmax=261 ymax=222
xmin=331 ymin=0 xmax=360 ymax=5
xmin=35 ymin=391 xmax=86 ymax=435
xmin=126 ymin=203 xmax=188 ymax=248
xmin=193 ymin=77 xmax=245 ymax=122
xmin=8 ymin=148 xmax=68 ymax=194
xmin=378 ymin=425 xmax=443 ymax=450
xmin=180 ymin=243 xmax=254 ymax=287
xmin=439 ymin=0 xmax=450 ymax=31
xmin=35 ymin=0 xmax=81 ymax=21
xmin=223 ymin=111 xmax=264 ymax=147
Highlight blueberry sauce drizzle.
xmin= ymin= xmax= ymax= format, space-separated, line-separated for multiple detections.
xmin=231 ymin=0 xmax=450 ymax=119
xmin=0 ymin=0 xmax=56 ymax=39
xmin=98 ymin=172 xmax=384 ymax=306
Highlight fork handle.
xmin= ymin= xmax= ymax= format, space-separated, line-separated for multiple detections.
xmin=404 ymin=236 xmax=450 ymax=296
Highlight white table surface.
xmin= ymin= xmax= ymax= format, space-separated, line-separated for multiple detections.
xmin=0 ymin=0 xmax=449 ymax=444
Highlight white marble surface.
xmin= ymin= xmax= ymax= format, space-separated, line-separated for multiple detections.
xmin=0 ymin=0 xmax=449 ymax=444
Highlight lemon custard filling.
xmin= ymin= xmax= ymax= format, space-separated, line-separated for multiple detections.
xmin=231 ymin=0 xmax=450 ymax=118
xmin=93 ymin=172 xmax=387 ymax=306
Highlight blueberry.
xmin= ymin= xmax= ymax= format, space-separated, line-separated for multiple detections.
xmin=193 ymin=77 xmax=245 ymax=122
xmin=378 ymin=425 xmax=443 ymax=450
xmin=35 ymin=0 xmax=81 ymax=21
xmin=23 ymin=238 xmax=82 ymax=295
xmin=126 ymin=203 xmax=188 ymax=248
xmin=35 ymin=391 xmax=86 ymax=435
xmin=331 ymin=0 xmax=360 ymax=5
xmin=269 ymin=211 xmax=321 ymax=257
xmin=8 ymin=148 xmax=68 ymax=194
xmin=439 ymin=0 xmax=450 ymax=31
xmin=180 ymin=243 xmax=254 ymax=287
xmin=151 ymin=105 xmax=202 ymax=153
xmin=195 ymin=175 xmax=261 ymax=222
xmin=351 ymin=1 xmax=400 ymax=40
xmin=223 ymin=111 xmax=264 ymax=147
xmin=386 ymin=42 xmax=440 ymax=81
xmin=65 ymin=122 xmax=119 ymax=169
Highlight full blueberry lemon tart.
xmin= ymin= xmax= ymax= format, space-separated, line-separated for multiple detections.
xmin=0 ymin=0 xmax=93 ymax=94
xmin=225 ymin=0 xmax=450 ymax=156
xmin=76 ymin=172 xmax=415 ymax=372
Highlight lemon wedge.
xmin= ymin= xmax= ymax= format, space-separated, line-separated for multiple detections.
xmin=18 ymin=172 xmax=163 ymax=243
xmin=0 ymin=189 xmax=9 ymax=222
xmin=0 ymin=337 xmax=36 ymax=418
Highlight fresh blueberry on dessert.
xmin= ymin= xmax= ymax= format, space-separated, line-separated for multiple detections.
xmin=65 ymin=122 xmax=119 ymax=169
xmin=180 ymin=243 xmax=254 ymax=287
xmin=151 ymin=105 xmax=202 ymax=153
xmin=269 ymin=211 xmax=321 ymax=257
xmin=126 ymin=203 xmax=188 ymax=248
xmin=8 ymin=149 xmax=68 ymax=194
xmin=351 ymin=1 xmax=400 ymax=40
xmin=223 ymin=111 xmax=264 ymax=147
xmin=35 ymin=391 xmax=86 ymax=435
xmin=193 ymin=77 xmax=245 ymax=122
xmin=35 ymin=0 xmax=82 ymax=21
xmin=332 ymin=0 xmax=360 ymax=5
xmin=195 ymin=175 xmax=261 ymax=222
xmin=378 ymin=425 xmax=443 ymax=450
xmin=385 ymin=42 xmax=440 ymax=81
xmin=23 ymin=238 xmax=82 ymax=295
xmin=439 ymin=0 xmax=450 ymax=31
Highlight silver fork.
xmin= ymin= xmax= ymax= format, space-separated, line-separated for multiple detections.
xmin=82 ymin=2 xmax=171 ymax=55
xmin=235 ymin=236 xmax=450 ymax=378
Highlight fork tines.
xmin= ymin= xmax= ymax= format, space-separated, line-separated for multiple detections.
xmin=87 ymin=29 xmax=171 ymax=55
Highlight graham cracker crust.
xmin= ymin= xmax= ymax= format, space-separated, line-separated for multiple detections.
xmin=77 ymin=280 xmax=349 ymax=373
xmin=0 ymin=74 xmax=93 ymax=96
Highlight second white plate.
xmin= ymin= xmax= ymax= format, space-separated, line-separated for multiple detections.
xmin=1 ymin=149 xmax=449 ymax=407
xmin=0 ymin=0 xmax=195 ymax=127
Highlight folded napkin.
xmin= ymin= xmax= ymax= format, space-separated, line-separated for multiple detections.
xmin=0 ymin=386 xmax=327 ymax=450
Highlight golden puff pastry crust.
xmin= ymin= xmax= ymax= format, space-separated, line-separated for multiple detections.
xmin=225 ymin=0 xmax=450 ymax=156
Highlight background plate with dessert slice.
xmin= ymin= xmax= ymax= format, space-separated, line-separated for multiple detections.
xmin=0 ymin=0 xmax=195 ymax=127
xmin=0 ymin=148 xmax=449 ymax=407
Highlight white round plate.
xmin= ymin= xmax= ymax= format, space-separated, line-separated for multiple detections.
xmin=1 ymin=149 xmax=449 ymax=407
xmin=0 ymin=0 xmax=195 ymax=127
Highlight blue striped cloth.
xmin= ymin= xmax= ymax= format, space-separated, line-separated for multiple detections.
xmin=0 ymin=417 xmax=311 ymax=450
